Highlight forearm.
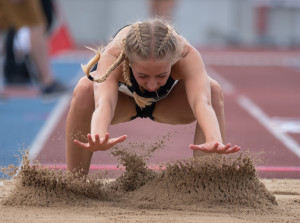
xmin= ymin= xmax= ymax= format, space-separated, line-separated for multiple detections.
xmin=90 ymin=99 xmax=115 ymax=137
xmin=195 ymin=102 xmax=222 ymax=143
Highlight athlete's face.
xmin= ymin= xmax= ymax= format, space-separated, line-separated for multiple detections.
xmin=130 ymin=59 xmax=172 ymax=92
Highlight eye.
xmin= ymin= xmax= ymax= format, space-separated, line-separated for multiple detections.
xmin=158 ymin=74 xmax=168 ymax=78
xmin=138 ymin=75 xmax=147 ymax=79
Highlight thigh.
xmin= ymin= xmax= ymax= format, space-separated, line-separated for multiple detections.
xmin=153 ymin=80 xmax=196 ymax=124
xmin=74 ymin=77 xmax=136 ymax=125
xmin=111 ymin=92 xmax=137 ymax=124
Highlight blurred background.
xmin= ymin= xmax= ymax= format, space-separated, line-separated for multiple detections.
xmin=60 ymin=0 xmax=300 ymax=47
xmin=0 ymin=0 xmax=299 ymax=178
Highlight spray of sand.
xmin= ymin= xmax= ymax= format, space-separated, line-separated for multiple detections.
xmin=1 ymin=141 xmax=277 ymax=210
xmin=126 ymin=154 xmax=277 ymax=209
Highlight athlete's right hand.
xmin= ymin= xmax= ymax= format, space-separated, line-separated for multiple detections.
xmin=74 ymin=133 xmax=127 ymax=152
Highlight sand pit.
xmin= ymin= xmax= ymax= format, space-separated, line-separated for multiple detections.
xmin=0 ymin=148 xmax=299 ymax=222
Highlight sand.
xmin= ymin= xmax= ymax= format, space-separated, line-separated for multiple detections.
xmin=0 ymin=179 xmax=299 ymax=223
xmin=0 ymin=149 xmax=299 ymax=223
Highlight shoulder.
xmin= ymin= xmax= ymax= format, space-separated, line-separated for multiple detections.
xmin=171 ymin=34 xmax=202 ymax=80
xmin=173 ymin=32 xmax=200 ymax=64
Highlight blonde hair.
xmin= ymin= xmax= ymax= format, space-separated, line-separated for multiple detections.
xmin=81 ymin=19 xmax=183 ymax=108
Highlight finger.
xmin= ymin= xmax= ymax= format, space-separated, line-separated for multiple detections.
xmin=99 ymin=135 xmax=127 ymax=151
xmin=74 ymin=139 xmax=88 ymax=148
xmin=117 ymin=135 xmax=127 ymax=142
xmin=224 ymin=146 xmax=240 ymax=154
xmin=110 ymin=135 xmax=127 ymax=144
xmin=95 ymin=134 xmax=100 ymax=144
xmin=224 ymin=143 xmax=231 ymax=150
xmin=230 ymin=145 xmax=240 ymax=152
xmin=189 ymin=144 xmax=205 ymax=151
xmin=189 ymin=144 xmax=213 ymax=153
xmin=212 ymin=142 xmax=220 ymax=152
xmin=189 ymin=144 xmax=197 ymax=150
xmin=218 ymin=143 xmax=231 ymax=152
xmin=100 ymin=133 xmax=109 ymax=144
xmin=230 ymin=146 xmax=241 ymax=153
xmin=87 ymin=134 xmax=94 ymax=146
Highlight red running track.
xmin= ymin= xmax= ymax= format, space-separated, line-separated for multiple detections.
xmin=34 ymin=48 xmax=300 ymax=179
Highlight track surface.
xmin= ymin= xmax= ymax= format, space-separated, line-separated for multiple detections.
xmin=1 ymin=48 xmax=299 ymax=178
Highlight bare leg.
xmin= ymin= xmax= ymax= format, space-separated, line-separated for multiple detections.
xmin=65 ymin=77 xmax=94 ymax=175
xmin=153 ymin=80 xmax=195 ymax=124
xmin=193 ymin=79 xmax=225 ymax=156
xmin=30 ymin=24 xmax=54 ymax=86
xmin=65 ymin=77 xmax=136 ymax=175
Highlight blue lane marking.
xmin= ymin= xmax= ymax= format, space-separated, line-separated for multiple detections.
xmin=0 ymin=98 xmax=56 ymax=166
xmin=0 ymin=62 xmax=81 ymax=177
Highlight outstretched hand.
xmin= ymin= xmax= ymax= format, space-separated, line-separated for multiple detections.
xmin=74 ymin=133 xmax=127 ymax=152
xmin=189 ymin=142 xmax=240 ymax=154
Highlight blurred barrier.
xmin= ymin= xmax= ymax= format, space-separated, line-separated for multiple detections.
xmin=48 ymin=22 xmax=73 ymax=55
xmin=57 ymin=0 xmax=300 ymax=47
xmin=48 ymin=1 xmax=74 ymax=55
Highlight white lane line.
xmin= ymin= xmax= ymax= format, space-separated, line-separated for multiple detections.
xmin=207 ymin=66 xmax=300 ymax=159
xmin=206 ymin=67 xmax=236 ymax=95
xmin=271 ymin=117 xmax=300 ymax=134
xmin=238 ymin=95 xmax=300 ymax=159
xmin=29 ymin=93 xmax=71 ymax=159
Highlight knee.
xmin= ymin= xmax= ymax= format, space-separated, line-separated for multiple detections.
xmin=72 ymin=77 xmax=94 ymax=108
xmin=210 ymin=79 xmax=224 ymax=110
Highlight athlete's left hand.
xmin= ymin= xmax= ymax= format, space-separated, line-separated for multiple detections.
xmin=189 ymin=142 xmax=240 ymax=154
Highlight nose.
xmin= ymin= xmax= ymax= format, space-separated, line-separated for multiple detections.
xmin=146 ymin=80 xmax=158 ymax=92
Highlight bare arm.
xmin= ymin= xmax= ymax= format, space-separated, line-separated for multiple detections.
xmin=74 ymin=46 xmax=127 ymax=151
xmin=91 ymin=53 xmax=119 ymax=137
xmin=174 ymin=44 xmax=240 ymax=154
xmin=182 ymin=46 xmax=222 ymax=141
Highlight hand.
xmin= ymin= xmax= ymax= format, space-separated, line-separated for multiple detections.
xmin=189 ymin=142 xmax=240 ymax=154
xmin=74 ymin=133 xmax=127 ymax=152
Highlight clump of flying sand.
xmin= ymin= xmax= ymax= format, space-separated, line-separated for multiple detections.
xmin=1 ymin=141 xmax=277 ymax=212
xmin=125 ymin=154 xmax=277 ymax=210
xmin=1 ymin=150 xmax=109 ymax=207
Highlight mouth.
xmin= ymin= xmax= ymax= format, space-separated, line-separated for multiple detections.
xmin=145 ymin=88 xmax=159 ymax=92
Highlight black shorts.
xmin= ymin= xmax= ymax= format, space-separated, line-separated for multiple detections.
xmin=131 ymin=103 xmax=155 ymax=121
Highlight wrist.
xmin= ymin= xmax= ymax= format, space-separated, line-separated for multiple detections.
xmin=206 ymin=138 xmax=223 ymax=144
